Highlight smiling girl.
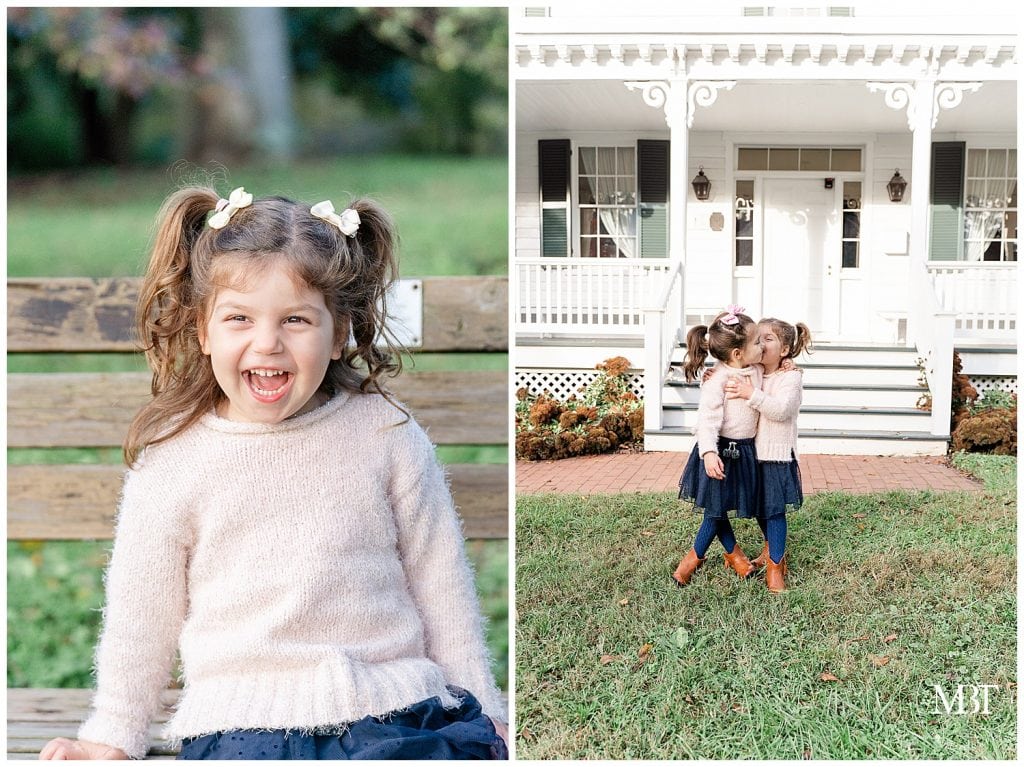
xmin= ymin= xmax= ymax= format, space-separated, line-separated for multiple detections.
xmin=40 ymin=186 xmax=508 ymax=761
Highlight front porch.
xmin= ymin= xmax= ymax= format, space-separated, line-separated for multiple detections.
xmin=515 ymin=258 xmax=1016 ymax=456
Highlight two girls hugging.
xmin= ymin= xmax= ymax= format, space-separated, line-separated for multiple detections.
xmin=671 ymin=306 xmax=812 ymax=593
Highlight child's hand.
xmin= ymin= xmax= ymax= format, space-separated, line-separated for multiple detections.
xmin=724 ymin=375 xmax=754 ymax=400
xmin=39 ymin=738 xmax=128 ymax=760
xmin=703 ymin=452 xmax=725 ymax=479
xmin=779 ymin=358 xmax=798 ymax=372
xmin=700 ymin=366 xmax=715 ymax=384
xmin=489 ymin=717 xmax=509 ymax=746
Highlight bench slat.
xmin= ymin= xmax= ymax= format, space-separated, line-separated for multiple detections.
xmin=8 ymin=277 xmax=508 ymax=353
xmin=8 ymin=464 xmax=507 ymax=540
xmin=8 ymin=370 xmax=507 ymax=448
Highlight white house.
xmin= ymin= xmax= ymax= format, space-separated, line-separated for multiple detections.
xmin=513 ymin=2 xmax=1018 ymax=455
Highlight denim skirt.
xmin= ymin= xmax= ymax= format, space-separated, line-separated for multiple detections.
xmin=177 ymin=687 xmax=507 ymax=761
xmin=678 ymin=436 xmax=759 ymax=519
xmin=758 ymin=454 xmax=803 ymax=519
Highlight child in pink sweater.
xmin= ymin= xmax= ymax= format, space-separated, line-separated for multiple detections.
xmin=725 ymin=317 xmax=812 ymax=592
xmin=671 ymin=306 xmax=763 ymax=587
xmin=40 ymin=186 xmax=508 ymax=761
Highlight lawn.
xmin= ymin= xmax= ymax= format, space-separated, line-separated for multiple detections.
xmin=515 ymin=453 xmax=1016 ymax=760
xmin=7 ymin=155 xmax=509 ymax=691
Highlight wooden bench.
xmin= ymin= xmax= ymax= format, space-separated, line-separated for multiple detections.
xmin=7 ymin=276 xmax=509 ymax=760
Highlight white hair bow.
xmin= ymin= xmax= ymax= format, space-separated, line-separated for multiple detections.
xmin=311 ymin=200 xmax=360 ymax=237
xmin=208 ymin=187 xmax=253 ymax=230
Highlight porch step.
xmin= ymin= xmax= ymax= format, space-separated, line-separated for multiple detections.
xmin=644 ymin=427 xmax=948 ymax=457
xmin=662 ymin=403 xmax=930 ymax=432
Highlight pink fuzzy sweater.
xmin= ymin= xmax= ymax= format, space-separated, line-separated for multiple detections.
xmin=77 ymin=392 xmax=504 ymax=758
xmin=748 ymin=368 xmax=803 ymax=461
xmin=694 ymin=364 xmax=763 ymax=457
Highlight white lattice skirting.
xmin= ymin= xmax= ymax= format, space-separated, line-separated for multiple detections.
xmin=970 ymin=376 xmax=1017 ymax=395
xmin=516 ymin=369 xmax=645 ymax=401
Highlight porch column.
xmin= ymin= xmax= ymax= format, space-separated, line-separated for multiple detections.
xmin=907 ymin=77 xmax=936 ymax=344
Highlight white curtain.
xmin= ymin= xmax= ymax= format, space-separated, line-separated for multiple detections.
xmin=580 ymin=150 xmax=636 ymax=259
xmin=964 ymin=210 xmax=1002 ymax=261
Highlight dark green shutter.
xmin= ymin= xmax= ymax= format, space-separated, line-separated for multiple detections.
xmin=638 ymin=139 xmax=670 ymax=258
xmin=929 ymin=141 xmax=965 ymax=261
xmin=539 ymin=139 xmax=570 ymax=257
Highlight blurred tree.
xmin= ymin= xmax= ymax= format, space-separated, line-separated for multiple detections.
xmin=7 ymin=7 xmax=185 ymax=166
xmin=288 ymin=7 xmax=507 ymax=155
xmin=364 ymin=7 xmax=508 ymax=154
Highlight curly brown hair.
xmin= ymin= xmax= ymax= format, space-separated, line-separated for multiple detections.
xmin=124 ymin=186 xmax=403 ymax=465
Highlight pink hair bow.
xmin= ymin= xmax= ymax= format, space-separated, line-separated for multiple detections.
xmin=311 ymin=200 xmax=360 ymax=237
xmin=721 ymin=304 xmax=746 ymax=326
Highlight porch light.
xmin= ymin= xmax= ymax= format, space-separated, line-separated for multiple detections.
xmin=691 ymin=167 xmax=711 ymax=201
xmin=887 ymin=169 xmax=907 ymax=203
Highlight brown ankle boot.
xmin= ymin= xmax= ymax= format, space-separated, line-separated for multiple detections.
xmin=750 ymin=540 xmax=769 ymax=570
xmin=723 ymin=544 xmax=755 ymax=578
xmin=671 ymin=549 xmax=706 ymax=587
xmin=766 ymin=555 xmax=788 ymax=592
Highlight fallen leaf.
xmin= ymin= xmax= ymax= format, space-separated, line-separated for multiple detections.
xmin=599 ymin=654 xmax=619 ymax=665
xmin=520 ymin=727 xmax=534 ymax=742
xmin=638 ymin=643 xmax=653 ymax=661
xmin=882 ymin=633 xmax=898 ymax=643
xmin=685 ymin=694 xmax=695 ymax=704
xmin=731 ymin=703 xmax=744 ymax=713
xmin=802 ymin=748 xmax=812 ymax=760
xmin=641 ymin=531 xmax=654 ymax=537
xmin=852 ymin=513 xmax=866 ymax=519
xmin=868 ymin=654 xmax=890 ymax=667
xmin=618 ymin=598 xmax=630 ymax=607
xmin=847 ymin=634 xmax=870 ymax=643
xmin=820 ymin=672 xmax=839 ymax=682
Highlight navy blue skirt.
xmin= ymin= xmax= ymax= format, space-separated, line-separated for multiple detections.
xmin=758 ymin=454 xmax=803 ymax=519
xmin=679 ymin=436 xmax=759 ymax=519
xmin=176 ymin=687 xmax=507 ymax=761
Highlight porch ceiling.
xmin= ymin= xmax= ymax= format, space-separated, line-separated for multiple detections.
xmin=516 ymin=79 xmax=1017 ymax=134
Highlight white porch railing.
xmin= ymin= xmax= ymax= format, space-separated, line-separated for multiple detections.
xmin=517 ymin=258 xmax=673 ymax=335
xmin=928 ymin=262 xmax=1017 ymax=341
xmin=913 ymin=262 xmax=957 ymax=437
xmin=643 ymin=262 xmax=684 ymax=432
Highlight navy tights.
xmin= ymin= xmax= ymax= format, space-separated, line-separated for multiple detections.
xmin=756 ymin=515 xmax=788 ymax=564
xmin=693 ymin=517 xmax=737 ymax=559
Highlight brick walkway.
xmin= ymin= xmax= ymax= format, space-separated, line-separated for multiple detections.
xmin=516 ymin=451 xmax=981 ymax=495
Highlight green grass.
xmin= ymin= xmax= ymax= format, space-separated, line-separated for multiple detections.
xmin=8 ymin=155 xmax=507 ymax=277
xmin=515 ymin=454 xmax=1016 ymax=759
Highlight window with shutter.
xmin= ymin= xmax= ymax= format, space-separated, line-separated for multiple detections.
xmin=637 ymin=140 xmax=670 ymax=258
xmin=539 ymin=139 xmax=571 ymax=257
xmin=929 ymin=142 xmax=965 ymax=261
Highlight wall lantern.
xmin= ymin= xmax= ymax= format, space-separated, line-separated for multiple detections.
xmin=887 ymin=169 xmax=907 ymax=203
xmin=691 ymin=166 xmax=711 ymax=201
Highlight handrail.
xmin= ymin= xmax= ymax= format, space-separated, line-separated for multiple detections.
xmin=910 ymin=262 xmax=956 ymax=437
xmin=642 ymin=262 xmax=684 ymax=433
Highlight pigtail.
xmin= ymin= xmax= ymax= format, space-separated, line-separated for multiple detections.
xmin=309 ymin=197 xmax=408 ymax=420
xmin=683 ymin=325 xmax=710 ymax=382
xmin=790 ymin=322 xmax=814 ymax=358
xmin=125 ymin=187 xmax=220 ymax=466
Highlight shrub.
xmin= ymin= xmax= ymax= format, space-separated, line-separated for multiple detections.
xmin=515 ymin=357 xmax=644 ymax=460
xmin=951 ymin=400 xmax=1017 ymax=455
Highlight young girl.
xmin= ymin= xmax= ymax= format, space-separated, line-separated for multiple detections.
xmin=725 ymin=317 xmax=812 ymax=593
xmin=40 ymin=186 xmax=508 ymax=761
xmin=671 ymin=306 xmax=763 ymax=587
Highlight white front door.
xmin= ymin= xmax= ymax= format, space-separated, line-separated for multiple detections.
xmin=761 ymin=179 xmax=839 ymax=337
